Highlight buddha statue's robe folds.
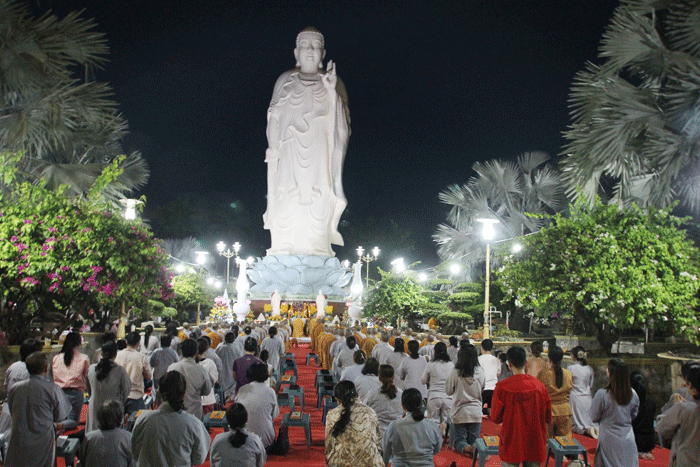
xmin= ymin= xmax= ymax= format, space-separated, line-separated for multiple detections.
xmin=263 ymin=66 xmax=350 ymax=257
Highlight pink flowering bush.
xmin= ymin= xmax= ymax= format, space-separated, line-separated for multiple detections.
xmin=0 ymin=154 xmax=173 ymax=344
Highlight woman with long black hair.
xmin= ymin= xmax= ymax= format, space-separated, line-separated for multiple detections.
xmin=85 ymin=341 xmax=131 ymax=433
xmin=590 ymin=359 xmax=640 ymax=467
xmin=209 ymin=403 xmax=266 ymax=467
xmin=363 ymin=365 xmax=404 ymax=436
xmin=537 ymin=345 xmax=573 ymax=438
xmin=382 ymin=388 xmax=442 ymax=467
xmin=52 ymin=331 xmax=90 ymax=431
xmin=397 ymin=340 xmax=428 ymax=398
xmin=139 ymin=324 xmax=159 ymax=357
xmin=325 ymin=380 xmax=384 ymax=467
xmin=445 ymin=344 xmax=485 ymax=456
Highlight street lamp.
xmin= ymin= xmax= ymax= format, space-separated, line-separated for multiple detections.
xmin=391 ymin=258 xmax=405 ymax=273
xmin=418 ymin=272 xmax=428 ymax=282
xmin=216 ymin=241 xmax=241 ymax=284
xmin=120 ymin=198 xmax=143 ymax=220
xmin=477 ymin=218 xmax=500 ymax=339
xmin=357 ymin=246 xmax=380 ymax=288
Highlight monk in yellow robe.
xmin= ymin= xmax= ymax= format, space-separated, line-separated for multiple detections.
xmin=310 ymin=319 xmax=324 ymax=351
xmin=292 ymin=317 xmax=305 ymax=337
xmin=320 ymin=328 xmax=336 ymax=370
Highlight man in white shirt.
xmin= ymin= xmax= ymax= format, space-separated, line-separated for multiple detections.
xmin=116 ymin=332 xmax=152 ymax=417
xmin=477 ymin=339 xmax=501 ymax=416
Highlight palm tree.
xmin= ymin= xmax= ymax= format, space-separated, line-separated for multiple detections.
xmin=433 ymin=151 xmax=566 ymax=269
xmin=0 ymin=0 xmax=148 ymax=204
xmin=561 ymin=0 xmax=700 ymax=212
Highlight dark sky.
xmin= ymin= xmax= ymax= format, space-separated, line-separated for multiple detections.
xmin=44 ymin=0 xmax=619 ymax=267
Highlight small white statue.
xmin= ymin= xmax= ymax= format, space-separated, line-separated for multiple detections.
xmin=316 ymin=290 xmax=327 ymax=318
xmin=271 ymin=290 xmax=282 ymax=316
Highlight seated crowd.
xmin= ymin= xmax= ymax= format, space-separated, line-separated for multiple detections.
xmin=2 ymin=318 xmax=699 ymax=467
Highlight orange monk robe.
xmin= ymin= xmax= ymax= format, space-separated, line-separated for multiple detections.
xmin=361 ymin=325 xmax=368 ymax=335
xmin=389 ymin=336 xmax=397 ymax=347
xmin=208 ymin=331 xmax=222 ymax=349
xmin=362 ymin=336 xmax=378 ymax=357
xmin=309 ymin=319 xmax=321 ymax=350
xmin=353 ymin=332 xmax=365 ymax=349
xmin=178 ymin=330 xmax=188 ymax=342
xmin=420 ymin=338 xmax=428 ymax=348
xmin=404 ymin=340 xmax=413 ymax=353
xmin=320 ymin=333 xmax=336 ymax=370
xmin=316 ymin=331 xmax=330 ymax=368
xmin=292 ymin=318 xmax=305 ymax=337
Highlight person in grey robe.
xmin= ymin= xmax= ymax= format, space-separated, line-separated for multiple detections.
xmin=132 ymin=371 xmax=210 ymax=467
xmin=569 ymin=347 xmax=598 ymax=438
xmin=149 ymin=335 xmax=179 ymax=390
xmin=661 ymin=360 xmax=695 ymax=413
xmin=6 ymin=352 xmax=71 ymax=467
xmin=86 ymin=342 xmax=132 ymax=433
xmin=355 ymin=357 xmax=381 ymax=402
xmin=260 ymin=326 xmax=285 ymax=371
xmin=80 ymin=400 xmax=133 ymax=467
xmin=234 ymin=364 xmax=279 ymax=448
xmin=656 ymin=364 xmax=700 ymax=467
xmin=382 ymin=388 xmax=442 ymax=467
xmin=202 ymin=335 xmax=224 ymax=385
xmin=334 ymin=335 xmax=358 ymax=380
xmin=209 ymin=403 xmax=266 ymax=467
xmin=363 ymin=365 xmax=403 ymax=437
xmin=167 ymin=339 xmax=213 ymax=420
xmin=590 ymin=359 xmax=640 ymax=467
xmin=215 ymin=331 xmax=241 ymax=398
xmin=398 ymin=341 xmax=428 ymax=396
xmin=0 ymin=338 xmax=43 ymax=442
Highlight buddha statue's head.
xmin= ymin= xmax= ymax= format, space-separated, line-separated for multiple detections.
xmin=295 ymin=27 xmax=325 ymax=73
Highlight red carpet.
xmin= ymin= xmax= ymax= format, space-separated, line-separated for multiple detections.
xmin=61 ymin=343 xmax=672 ymax=467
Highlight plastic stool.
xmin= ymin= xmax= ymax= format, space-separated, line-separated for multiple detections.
xmin=280 ymin=358 xmax=298 ymax=377
xmin=282 ymin=352 xmax=295 ymax=363
xmin=56 ymin=437 xmax=80 ymax=466
xmin=306 ymin=353 xmax=320 ymax=365
xmin=278 ymin=392 xmax=296 ymax=413
xmin=275 ymin=374 xmax=298 ymax=393
xmin=283 ymin=385 xmax=305 ymax=412
xmin=126 ymin=409 xmax=152 ymax=431
xmin=322 ymin=398 xmax=338 ymax=425
xmin=317 ymin=383 xmax=335 ymax=408
xmin=315 ymin=369 xmax=331 ymax=388
xmin=446 ymin=415 xmax=455 ymax=449
xmin=545 ymin=437 xmax=590 ymax=467
xmin=471 ymin=436 xmax=500 ymax=467
xmin=203 ymin=411 xmax=229 ymax=432
xmin=281 ymin=412 xmax=312 ymax=446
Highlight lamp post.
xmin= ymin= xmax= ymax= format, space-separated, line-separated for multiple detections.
xmin=120 ymin=198 xmax=143 ymax=220
xmin=476 ymin=218 xmax=500 ymax=339
xmin=391 ymin=257 xmax=405 ymax=273
xmin=216 ymin=241 xmax=241 ymax=284
xmin=357 ymin=246 xmax=380 ymax=288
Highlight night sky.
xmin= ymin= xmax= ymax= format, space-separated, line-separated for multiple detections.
xmin=43 ymin=0 xmax=619 ymax=267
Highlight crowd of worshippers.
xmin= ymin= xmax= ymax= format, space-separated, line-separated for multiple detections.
xmin=1 ymin=318 xmax=699 ymax=467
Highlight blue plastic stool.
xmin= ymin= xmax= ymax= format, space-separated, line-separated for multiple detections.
xmin=56 ymin=437 xmax=80 ymax=466
xmin=545 ymin=437 xmax=590 ymax=467
xmin=322 ymin=397 xmax=338 ymax=425
xmin=283 ymin=385 xmax=305 ymax=412
xmin=471 ymin=436 xmax=500 ymax=467
xmin=317 ymin=383 xmax=335 ymax=408
xmin=281 ymin=412 xmax=312 ymax=446
xmin=275 ymin=374 xmax=298 ymax=393
xmin=203 ymin=411 xmax=229 ymax=432
xmin=280 ymin=358 xmax=298 ymax=377
xmin=306 ymin=353 xmax=320 ymax=365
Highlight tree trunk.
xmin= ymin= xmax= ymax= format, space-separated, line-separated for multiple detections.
xmin=574 ymin=302 xmax=618 ymax=355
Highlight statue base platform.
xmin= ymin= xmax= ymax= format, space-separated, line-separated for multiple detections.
xmin=247 ymin=255 xmax=352 ymax=300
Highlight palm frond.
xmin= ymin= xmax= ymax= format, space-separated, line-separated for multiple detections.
xmin=666 ymin=1 xmax=700 ymax=57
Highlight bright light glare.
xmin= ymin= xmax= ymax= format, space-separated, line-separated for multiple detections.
xmin=215 ymin=281 xmax=222 ymax=288
xmin=476 ymin=218 xmax=500 ymax=241
xmin=206 ymin=277 xmax=214 ymax=285
xmin=216 ymin=241 xmax=225 ymax=252
xmin=233 ymin=242 xmax=241 ymax=253
xmin=176 ymin=263 xmax=185 ymax=273
xmin=450 ymin=264 xmax=461 ymax=275
xmin=341 ymin=260 xmax=350 ymax=268
xmin=418 ymin=272 xmax=427 ymax=282
xmin=391 ymin=258 xmax=405 ymax=272
xmin=246 ymin=256 xmax=254 ymax=265
xmin=372 ymin=246 xmax=380 ymax=258
xmin=512 ymin=243 xmax=522 ymax=253
xmin=195 ymin=251 xmax=208 ymax=265
xmin=356 ymin=246 xmax=364 ymax=257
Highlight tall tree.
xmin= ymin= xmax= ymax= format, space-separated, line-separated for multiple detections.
xmin=433 ymin=151 xmax=565 ymax=270
xmin=497 ymin=197 xmax=700 ymax=353
xmin=562 ymin=0 xmax=700 ymax=212
xmin=0 ymin=0 xmax=148 ymax=204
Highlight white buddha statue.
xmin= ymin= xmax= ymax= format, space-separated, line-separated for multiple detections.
xmin=263 ymin=27 xmax=350 ymax=257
